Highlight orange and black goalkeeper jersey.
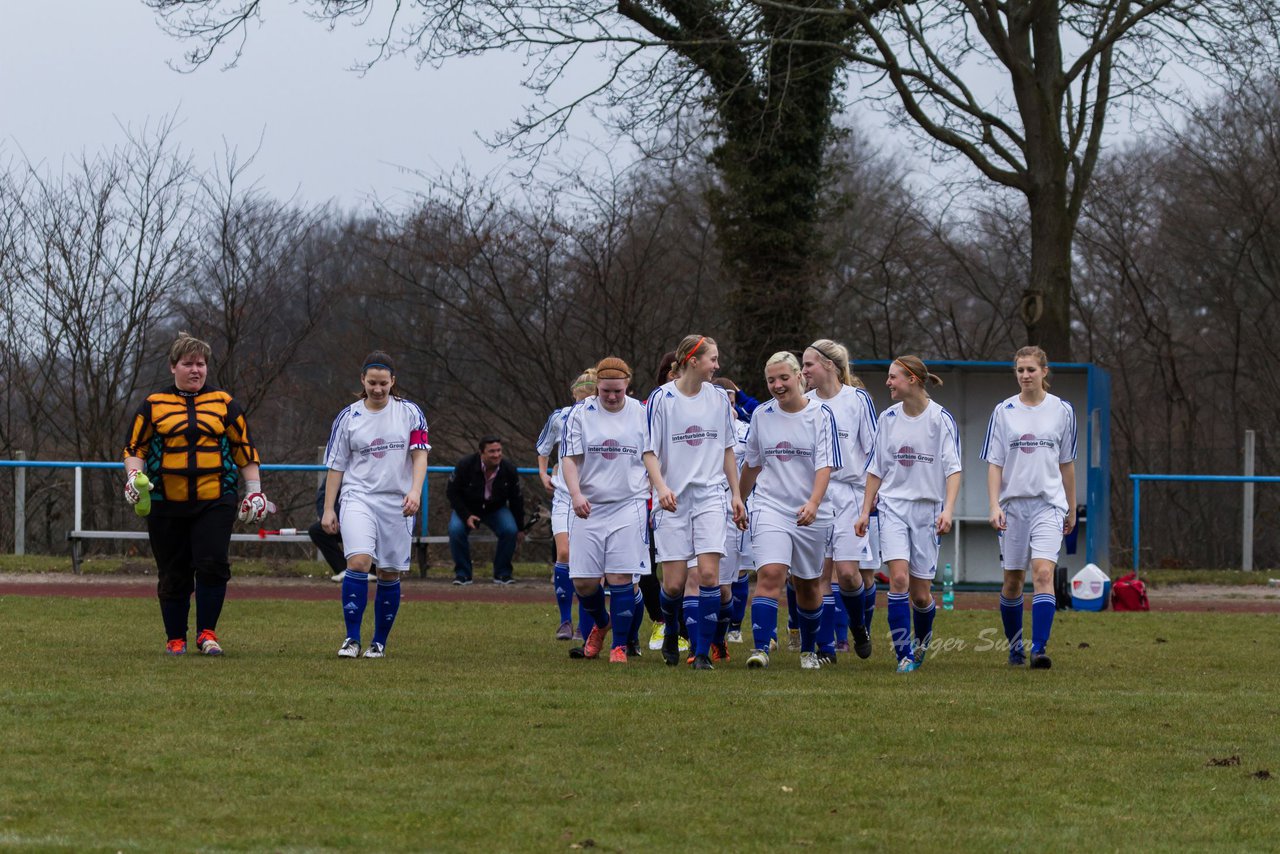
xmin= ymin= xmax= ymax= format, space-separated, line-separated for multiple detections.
xmin=123 ymin=386 xmax=260 ymax=508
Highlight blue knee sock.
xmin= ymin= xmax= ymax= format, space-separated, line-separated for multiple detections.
xmin=683 ymin=595 xmax=699 ymax=643
xmin=839 ymin=581 xmax=864 ymax=635
xmin=887 ymin=592 xmax=912 ymax=662
xmin=913 ymin=599 xmax=937 ymax=661
xmin=785 ymin=581 xmax=799 ymax=631
xmin=751 ymin=597 xmax=778 ymax=651
xmin=832 ymin=581 xmax=849 ymax=643
xmin=730 ymin=576 xmax=750 ymax=629
xmin=818 ymin=594 xmax=837 ymax=654
xmin=609 ymin=584 xmax=635 ymax=650
xmin=1000 ymin=594 xmax=1025 ymax=655
xmin=714 ymin=596 xmax=732 ymax=645
xmin=628 ymin=586 xmax=644 ymax=647
xmin=659 ymin=588 xmax=680 ymax=636
xmin=1031 ymin=593 xmax=1056 ymax=654
xmin=797 ymin=605 xmax=823 ymax=653
xmin=863 ymin=581 xmax=878 ymax=633
xmin=342 ymin=571 xmax=369 ymax=643
xmin=578 ymin=592 xmax=596 ymax=639
xmin=553 ymin=563 xmax=573 ymax=622
xmin=580 ymin=586 xmax=609 ymax=631
xmin=696 ymin=586 xmax=719 ymax=657
xmin=372 ymin=577 xmax=401 ymax=646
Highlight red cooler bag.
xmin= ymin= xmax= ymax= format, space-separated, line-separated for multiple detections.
xmin=1111 ymin=572 xmax=1149 ymax=611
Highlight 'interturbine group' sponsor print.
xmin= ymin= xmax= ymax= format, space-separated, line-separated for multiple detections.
xmin=361 ymin=437 xmax=406 ymax=460
xmin=671 ymin=424 xmax=716 ymax=447
xmin=763 ymin=440 xmax=814 ymax=462
xmin=894 ymin=445 xmax=935 ymax=467
xmin=588 ymin=439 xmax=639 ymax=461
xmin=1012 ymin=433 xmax=1056 ymax=454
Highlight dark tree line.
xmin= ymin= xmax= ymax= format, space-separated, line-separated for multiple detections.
xmin=4 ymin=80 xmax=1280 ymax=566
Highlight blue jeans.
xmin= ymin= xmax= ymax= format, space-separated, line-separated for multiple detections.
xmin=449 ymin=509 xmax=518 ymax=581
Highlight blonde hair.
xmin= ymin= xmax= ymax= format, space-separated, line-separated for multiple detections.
xmin=594 ymin=356 xmax=632 ymax=381
xmin=765 ymin=351 xmax=805 ymax=389
xmin=1014 ymin=345 xmax=1052 ymax=391
xmin=808 ymin=339 xmax=865 ymax=388
xmin=570 ymin=368 xmax=598 ymax=394
xmin=894 ymin=354 xmax=943 ymax=387
xmin=672 ymin=334 xmax=716 ymax=375
xmin=169 ymin=332 xmax=211 ymax=366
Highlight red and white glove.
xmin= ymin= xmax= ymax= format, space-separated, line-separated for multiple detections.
xmin=238 ymin=481 xmax=275 ymax=524
xmin=124 ymin=470 xmax=144 ymax=505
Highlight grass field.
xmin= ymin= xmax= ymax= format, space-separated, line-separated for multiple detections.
xmin=1 ymin=596 xmax=1277 ymax=851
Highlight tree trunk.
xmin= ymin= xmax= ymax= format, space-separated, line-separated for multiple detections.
xmin=1024 ymin=184 xmax=1074 ymax=360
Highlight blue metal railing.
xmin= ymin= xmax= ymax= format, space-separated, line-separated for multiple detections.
xmin=1129 ymin=473 xmax=1280 ymax=572
xmin=1 ymin=459 xmax=542 ymax=549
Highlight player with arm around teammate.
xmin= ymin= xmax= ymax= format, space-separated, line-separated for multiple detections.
xmin=643 ymin=335 xmax=747 ymax=671
xmin=537 ymin=369 xmax=597 ymax=640
xmin=855 ymin=355 xmax=961 ymax=674
xmin=983 ymin=346 xmax=1077 ymax=669
xmin=558 ymin=357 xmax=654 ymax=663
xmin=738 ymin=351 xmax=842 ymax=671
xmin=802 ymin=339 xmax=878 ymax=664
xmin=323 ymin=352 xmax=430 ymax=659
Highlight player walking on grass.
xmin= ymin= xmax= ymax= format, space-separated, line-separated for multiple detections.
xmin=982 ymin=346 xmax=1077 ymax=669
xmin=738 ymin=352 xmax=841 ymax=671
xmin=559 ymin=357 xmax=653 ymax=663
xmin=856 ymin=356 xmax=961 ymax=674
xmin=802 ymin=340 xmax=878 ymax=665
xmin=537 ymin=369 xmax=597 ymax=641
xmin=712 ymin=378 xmax=756 ymax=646
xmin=323 ymin=352 xmax=430 ymax=659
xmin=123 ymin=333 xmax=269 ymax=656
xmin=644 ymin=335 xmax=747 ymax=670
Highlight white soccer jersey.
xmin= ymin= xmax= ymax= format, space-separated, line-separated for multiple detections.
xmin=536 ymin=405 xmax=572 ymax=492
xmin=561 ymin=396 xmax=650 ymax=505
xmin=731 ymin=419 xmax=750 ymax=472
xmin=866 ymin=399 xmax=961 ymax=504
xmin=324 ymin=398 xmax=430 ymax=498
xmin=981 ymin=393 xmax=1077 ymax=513
xmin=806 ymin=385 xmax=877 ymax=487
xmin=645 ymin=381 xmax=736 ymax=503
xmin=743 ymin=398 xmax=841 ymax=521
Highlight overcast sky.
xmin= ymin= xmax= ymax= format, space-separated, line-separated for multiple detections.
xmin=1 ymin=2 xmax=616 ymax=209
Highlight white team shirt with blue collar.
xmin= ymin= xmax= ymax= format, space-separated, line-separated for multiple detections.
xmin=866 ymin=399 xmax=961 ymax=504
xmin=325 ymin=398 xmax=430 ymax=499
xmin=561 ymin=396 xmax=650 ymax=505
xmin=981 ymin=392 xmax=1077 ymax=513
xmin=806 ymin=385 xmax=877 ymax=488
xmin=644 ymin=381 xmax=737 ymax=504
xmin=536 ymin=405 xmax=573 ymax=493
xmin=743 ymin=397 xmax=842 ymax=522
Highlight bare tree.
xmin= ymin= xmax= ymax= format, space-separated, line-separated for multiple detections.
xmin=144 ymin=0 xmax=898 ymax=371
xmin=799 ymin=0 xmax=1280 ymax=357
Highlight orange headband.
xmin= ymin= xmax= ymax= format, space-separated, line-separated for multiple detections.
xmin=895 ymin=358 xmax=925 ymax=385
xmin=681 ymin=337 xmax=706 ymax=364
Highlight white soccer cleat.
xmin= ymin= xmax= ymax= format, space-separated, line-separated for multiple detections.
xmin=337 ymin=638 xmax=360 ymax=659
xmin=746 ymin=649 xmax=770 ymax=669
xmin=363 ymin=642 xmax=385 ymax=659
xmin=725 ymin=629 xmax=744 ymax=644
xmin=648 ymin=622 xmax=666 ymax=651
xmin=800 ymin=651 xmax=823 ymax=670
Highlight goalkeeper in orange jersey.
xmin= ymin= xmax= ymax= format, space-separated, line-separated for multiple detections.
xmin=123 ymin=332 xmax=269 ymax=656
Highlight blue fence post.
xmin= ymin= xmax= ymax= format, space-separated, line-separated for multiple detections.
xmin=1131 ymin=476 xmax=1141 ymax=573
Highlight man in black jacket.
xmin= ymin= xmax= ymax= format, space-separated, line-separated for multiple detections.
xmin=446 ymin=436 xmax=526 ymax=584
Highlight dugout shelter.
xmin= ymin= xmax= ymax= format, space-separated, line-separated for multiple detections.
xmin=851 ymin=360 xmax=1111 ymax=583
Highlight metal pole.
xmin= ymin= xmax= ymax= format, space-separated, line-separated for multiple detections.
xmin=74 ymin=466 xmax=83 ymax=533
xmin=14 ymin=451 xmax=26 ymax=556
xmin=1132 ymin=477 xmax=1141 ymax=574
xmin=1243 ymin=430 xmax=1256 ymax=572
xmin=315 ymin=447 xmax=325 ymax=563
